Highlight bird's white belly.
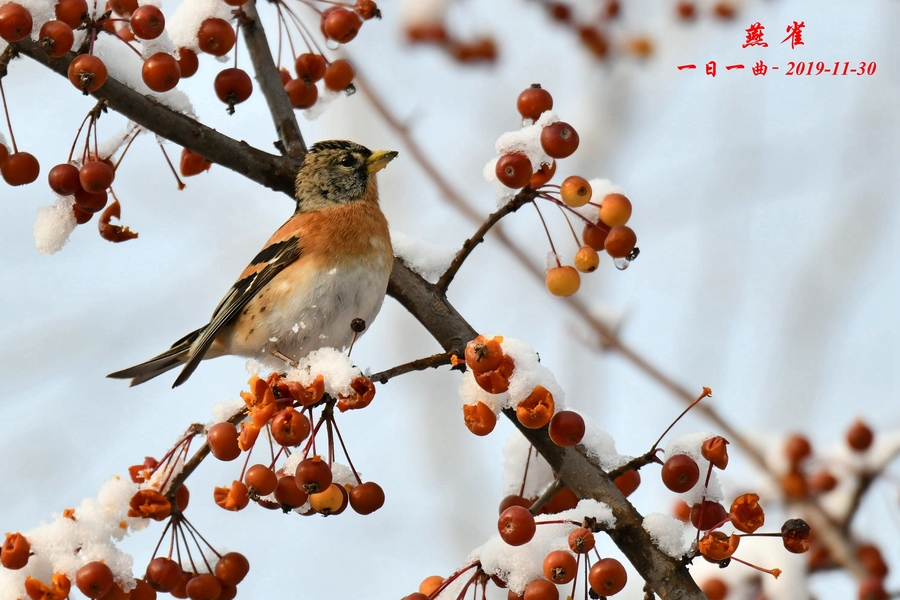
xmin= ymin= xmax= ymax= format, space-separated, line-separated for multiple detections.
xmin=225 ymin=261 xmax=390 ymax=367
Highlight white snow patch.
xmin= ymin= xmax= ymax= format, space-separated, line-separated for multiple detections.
xmin=643 ymin=512 xmax=691 ymax=559
xmin=392 ymin=230 xmax=457 ymax=284
xmin=34 ymin=195 xmax=77 ymax=255
xmin=285 ymin=347 xmax=360 ymax=397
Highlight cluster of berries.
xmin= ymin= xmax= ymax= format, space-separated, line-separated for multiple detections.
xmin=459 ymin=335 xmax=585 ymax=448
xmin=204 ymin=372 xmax=385 ymax=518
xmin=491 ymin=85 xmax=639 ymax=297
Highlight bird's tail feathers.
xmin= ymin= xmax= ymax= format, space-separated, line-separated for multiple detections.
xmin=107 ymin=328 xmax=202 ymax=387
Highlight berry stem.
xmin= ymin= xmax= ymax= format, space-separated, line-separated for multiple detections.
xmin=530 ymin=200 xmax=561 ymax=266
xmin=650 ymin=388 xmax=712 ymax=453
xmin=435 ymin=190 xmax=536 ymax=292
xmin=425 ymin=561 xmax=480 ymax=600
xmin=157 ymin=141 xmax=186 ymax=190
xmin=330 ymin=417 xmax=363 ymax=485
xmin=0 ymin=80 xmax=18 ymax=152
xmin=368 ymin=350 xmax=455 ymax=384
xmin=728 ymin=556 xmax=782 ymax=579
xmin=519 ymin=444 xmax=534 ymax=498
xmin=150 ymin=517 xmax=174 ymax=560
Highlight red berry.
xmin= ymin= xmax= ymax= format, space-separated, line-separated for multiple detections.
xmin=185 ymin=573 xmax=221 ymax=600
xmin=495 ymin=153 xmax=533 ymax=189
xmin=690 ymin=500 xmax=727 ymax=530
xmin=76 ymin=561 xmax=114 ymax=598
xmin=294 ymin=52 xmax=327 ymax=83
xmin=0 ymin=143 xmax=8 ymax=167
xmin=1 ymin=152 xmax=40 ymax=186
xmin=588 ymin=558 xmax=627 ymax=596
xmin=499 ymin=494 xmax=531 ymax=514
xmin=176 ymin=48 xmax=199 ymax=78
xmin=567 ymin=527 xmax=595 ymax=554
xmin=74 ymin=187 xmax=108 ymax=213
xmin=548 ymin=411 xmax=585 ymax=446
xmin=285 ymin=79 xmax=318 ymax=109
xmin=73 ymin=203 xmax=93 ymax=224
xmin=582 ymin=223 xmax=608 ymax=251
xmin=109 ymin=0 xmax=137 ymax=16
xmin=215 ymin=552 xmax=249 ymax=586
xmin=55 ymin=0 xmax=87 ymax=28
xmin=542 ymin=550 xmax=577 ymax=584
xmin=244 ymin=464 xmax=277 ymax=496
xmin=613 ymin=469 xmax=641 ymax=497
xmin=197 ymin=18 xmax=235 ymax=56
xmin=130 ymin=579 xmax=157 ymax=600
xmin=604 ymin=225 xmax=636 ymax=258
xmin=540 ymin=122 xmax=579 ymax=158
xmin=270 ymin=407 xmax=311 ymax=446
xmin=847 ymin=420 xmax=874 ymax=452
xmin=700 ymin=578 xmax=728 ymax=600
xmin=79 ymin=160 xmax=114 ymax=193
xmin=0 ymin=3 xmax=32 ymax=43
xmin=349 ymin=481 xmax=385 ymax=515
xmin=517 ymin=85 xmax=553 ymax=121
xmin=214 ymin=68 xmax=253 ymax=112
xmin=523 ymin=579 xmax=558 ymax=600
xmin=207 ymin=422 xmax=241 ymax=461
xmin=323 ymin=59 xmax=355 ymax=92
xmin=130 ymin=5 xmax=165 ymax=39
xmin=273 ymin=473 xmax=308 ymax=508
xmin=322 ymin=8 xmax=362 ymax=44
xmin=661 ymin=454 xmax=700 ymax=493
xmin=529 ymin=160 xmax=556 ymax=187
xmin=39 ymin=20 xmax=74 ymax=58
xmin=355 ymin=0 xmax=379 ymax=19
xmin=498 ymin=505 xmax=536 ymax=546
xmin=294 ymin=456 xmax=332 ymax=494
xmin=68 ymin=54 xmax=108 ymax=93
xmin=784 ymin=434 xmax=812 ymax=465
xmin=146 ymin=557 xmax=182 ymax=593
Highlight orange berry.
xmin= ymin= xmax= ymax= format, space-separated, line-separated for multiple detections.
xmin=613 ymin=469 xmax=641 ymax=497
xmin=55 ymin=0 xmax=87 ymax=28
xmin=545 ymin=265 xmax=580 ymax=296
xmin=76 ymin=561 xmax=114 ymax=598
xmin=38 ymin=20 xmax=74 ymax=57
xmin=523 ymin=579 xmax=558 ymax=600
xmin=847 ymin=419 xmax=874 ymax=452
xmin=598 ymin=193 xmax=632 ymax=226
xmin=130 ymin=5 xmax=164 ymax=39
xmin=207 ymin=422 xmax=241 ymax=461
xmin=176 ymin=48 xmax=199 ymax=78
xmin=1 ymin=533 xmax=30 ymax=569
xmin=285 ymin=78 xmax=318 ymax=109
xmin=573 ymin=246 xmax=599 ymax=273
xmin=142 ymin=52 xmax=181 ymax=93
xmin=559 ymin=176 xmax=591 ymax=207
xmin=465 ymin=335 xmax=504 ymax=373
xmin=603 ymin=225 xmax=636 ymax=258
xmin=322 ymin=7 xmax=362 ymax=44
xmin=419 ymin=575 xmax=443 ymax=596
xmin=498 ymin=506 xmax=536 ymax=546
xmin=463 ymin=401 xmax=497 ymax=436
xmin=215 ymin=552 xmax=249 ymax=586
xmin=309 ymin=482 xmax=348 ymax=515
xmin=516 ymin=385 xmax=555 ymax=429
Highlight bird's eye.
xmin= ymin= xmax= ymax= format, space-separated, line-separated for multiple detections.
xmin=340 ymin=155 xmax=357 ymax=167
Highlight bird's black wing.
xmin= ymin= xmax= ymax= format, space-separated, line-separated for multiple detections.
xmin=170 ymin=237 xmax=303 ymax=387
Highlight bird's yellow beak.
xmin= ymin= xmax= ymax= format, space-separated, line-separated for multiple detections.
xmin=366 ymin=150 xmax=398 ymax=173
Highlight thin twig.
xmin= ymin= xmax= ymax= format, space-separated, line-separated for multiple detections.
xmin=528 ymin=478 xmax=564 ymax=515
xmin=368 ymin=351 xmax=457 ymax=384
xmin=436 ymin=190 xmax=536 ymax=291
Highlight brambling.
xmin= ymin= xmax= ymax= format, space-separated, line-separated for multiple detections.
xmin=109 ymin=140 xmax=397 ymax=387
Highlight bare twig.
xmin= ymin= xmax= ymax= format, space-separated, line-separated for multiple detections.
xmin=436 ymin=190 xmax=536 ymax=291
xmin=369 ymin=351 xmax=457 ymax=384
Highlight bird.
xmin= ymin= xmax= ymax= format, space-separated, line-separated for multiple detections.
xmin=108 ymin=140 xmax=397 ymax=387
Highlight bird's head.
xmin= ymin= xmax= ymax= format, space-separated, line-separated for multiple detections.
xmin=293 ymin=140 xmax=397 ymax=212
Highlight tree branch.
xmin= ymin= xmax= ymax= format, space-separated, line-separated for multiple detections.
xmin=436 ymin=190 xmax=536 ymax=292
xmin=369 ymin=350 xmax=457 ymax=384
xmin=239 ymin=0 xmax=306 ymax=159
xmin=11 ymin=38 xmax=298 ymax=195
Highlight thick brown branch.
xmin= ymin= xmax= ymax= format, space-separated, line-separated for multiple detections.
xmin=12 ymin=38 xmax=298 ymax=195
xmin=436 ymin=190 xmax=536 ymax=291
xmin=239 ymin=0 xmax=306 ymax=159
